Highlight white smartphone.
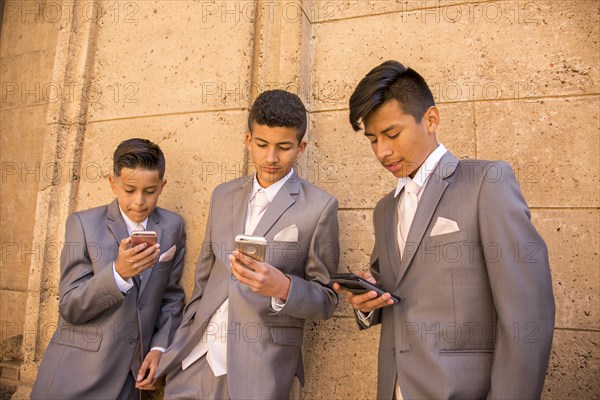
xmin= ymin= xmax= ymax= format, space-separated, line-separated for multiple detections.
xmin=234 ymin=234 xmax=267 ymax=264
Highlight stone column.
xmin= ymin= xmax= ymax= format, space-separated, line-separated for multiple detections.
xmin=14 ymin=1 xmax=99 ymax=397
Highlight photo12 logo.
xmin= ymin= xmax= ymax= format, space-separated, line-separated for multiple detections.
xmin=3 ymin=1 xmax=140 ymax=24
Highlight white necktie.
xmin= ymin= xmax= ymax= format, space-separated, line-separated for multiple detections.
xmin=245 ymin=189 xmax=270 ymax=234
xmin=132 ymin=223 xmax=144 ymax=233
xmin=398 ymin=179 xmax=420 ymax=259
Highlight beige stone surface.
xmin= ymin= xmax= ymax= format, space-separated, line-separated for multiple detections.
xmin=543 ymin=329 xmax=600 ymax=399
xmin=533 ymin=209 xmax=600 ymax=330
xmin=302 ymin=317 xmax=380 ymax=399
xmin=308 ymin=101 xmax=475 ymax=208
xmin=78 ymin=111 xmax=249 ymax=297
xmin=0 ymin=50 xmax=57 ymax=109
xmin=0 ymin=1 xmax=60 ymax=57
xmin=0 ymin=105 xmax=48 ymax=291
xmin=87 ymin=0 xmax=255 ymax=121
xmin=476 ymin=97 xmax=600 ymax=208
xmin=310 ymin=0 xmax=599 ymax=110
xmin=0 ymin=290 xmax=27 ymax=339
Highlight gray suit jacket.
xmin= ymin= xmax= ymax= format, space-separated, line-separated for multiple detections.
xmin=157 ymin=171 xmax=340 ymax=399
xmin=31 ymin=200 xmax=186 ymax=399
xmin=362 ymin=152 xmax=555 ymax=399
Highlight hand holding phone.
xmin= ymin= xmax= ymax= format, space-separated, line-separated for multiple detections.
xmin=330 ymin=273 xmax=401 ymax=304
xmin=115 ymin=232 xmax=160 ymax=280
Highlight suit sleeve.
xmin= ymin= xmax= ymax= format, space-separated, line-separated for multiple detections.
xmin=58 ymin=213 xmax=126 ymax=324
xmin=479 ymin=161 xmax=555 ymax=399
xmin=277 ymin=196 xmax=340 ymax=320
xmin=150 ymin=216 xmax=187 ymax=349
xmin=181 ymin=191 xmax=217 ymax=317
xmin=354 ymin=209 xmax=383 ymax=329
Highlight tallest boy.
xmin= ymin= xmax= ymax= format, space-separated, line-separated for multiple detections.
xmin=335 ymin=61 xmax=555 ymax=399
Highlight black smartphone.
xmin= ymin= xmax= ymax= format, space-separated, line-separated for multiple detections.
xmin=330 ymin=273 xmax=402 ymax=304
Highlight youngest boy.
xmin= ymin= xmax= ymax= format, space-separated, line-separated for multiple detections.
xmin=31 ymin=138 xmax=186 ymax=399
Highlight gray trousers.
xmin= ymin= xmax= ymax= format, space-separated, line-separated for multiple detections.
xmin=164 ymin=355 xmax=230 ymax=400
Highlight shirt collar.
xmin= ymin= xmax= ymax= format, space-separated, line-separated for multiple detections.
xmin=250 ymin=168 xmax=295 ymax=203
xmin=118 ymin=206 xmax=148 ymax=234
xmin=394 ymin=144 xmax=447 ymax=197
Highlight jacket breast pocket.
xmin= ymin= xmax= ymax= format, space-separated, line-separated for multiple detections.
xmin=51 ymin=325 xmax=103 ymax=352
xmin=425 ymin=229 xmax=468 ymax=250
xmin=269 ymin=326 xmax=303 ymax=347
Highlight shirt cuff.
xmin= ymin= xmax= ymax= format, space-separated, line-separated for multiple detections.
xmin=356 ymin=309 xmax=374 ymax=327
xmin=150 ymin=347 xmax=165 ymax=353
xmin=270 ymin=297 xmax=286 ymax=312
xmin=113 ymin=262 xmax=134 ymax=293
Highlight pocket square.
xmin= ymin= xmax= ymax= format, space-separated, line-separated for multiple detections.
xmin=159 ymin=245 xmax=176 ymax=262
xmin=273 ymin=225 xmax=298 ymax=242
xmin=430 ymin=217 xmax=460 ymax=237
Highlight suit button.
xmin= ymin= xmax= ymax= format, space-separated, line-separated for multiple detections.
xmin=392 ymin=346 xmax=396 ymax=356
xmin=128 ymin=338 xmax=136 ymax=345
xmin=138 ymin=304 xmax=144 ymax=310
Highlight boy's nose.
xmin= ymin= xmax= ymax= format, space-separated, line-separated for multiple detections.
xmin=266 ymin=148 xmax=278 ymax=163
xmin=376 ymin=141 xmax=393 ymax=159
xmin=133 ymin=193 xmax=145 ymax=205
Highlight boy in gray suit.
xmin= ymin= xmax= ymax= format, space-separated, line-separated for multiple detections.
xmin=334 ymin=61 xmax=555 ymax=399
xmin=31 ymin=138 xmax=186 ymax=399
xmin=157 ymin=90 xmax=340 ymax=399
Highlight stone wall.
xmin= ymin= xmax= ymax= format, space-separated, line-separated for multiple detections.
xmin=1 ymin=0 xmax=598 ymax=398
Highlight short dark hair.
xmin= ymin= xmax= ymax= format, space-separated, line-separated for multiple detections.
xmin=248 ymin=89 xmax=307 ymax=141
xmin=349 ymin=60 xmax=435 ymax=131
xmin=113 ymin=138 xmax=166 ymax=179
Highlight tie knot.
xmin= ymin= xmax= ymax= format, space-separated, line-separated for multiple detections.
xmin=405 ymin=180 xmax=420 ymax=195
xmin=253 ymin=189 xmax=270 ymax=212
xmin=132 ymin=223 xmax=144 ymax=233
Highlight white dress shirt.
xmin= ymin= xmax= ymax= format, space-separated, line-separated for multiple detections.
xmin=182 ymin=169 xmax=295 ymax=376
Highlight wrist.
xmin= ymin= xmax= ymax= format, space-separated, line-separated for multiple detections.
xmin=278 ymin=275 xmax=291 ymax=300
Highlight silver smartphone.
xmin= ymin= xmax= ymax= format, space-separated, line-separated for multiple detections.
xmin=234 ymin=234 xmax=267 ymax=266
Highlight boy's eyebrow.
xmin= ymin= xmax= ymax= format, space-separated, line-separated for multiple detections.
xmin=255 ymin=137 xmax=295 ymax=146
xmin=123 ymin=183 xmax=158 ymax=189
xmin=364 ymin=123 xmax=402 ymax=136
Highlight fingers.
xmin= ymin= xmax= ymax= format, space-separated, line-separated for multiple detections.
xmin=349 ymin=291 xmax=394 ymax=312
xmin=136 ymin=359 xmax=150 ymax=383
xmin=229 ymin=254 xmax=260 ymax=285
xmin=357 ymin=270 xmax=376 ymax=284
xmin=332 ymin=282 xmax=344 ymax=293
xmin=136 ymin=352 xmax=160 ymax=390
xmin=232 ymin=250 xmax=263 ymax=272
xmin=120 ymin=237 xmax=131 ymax=250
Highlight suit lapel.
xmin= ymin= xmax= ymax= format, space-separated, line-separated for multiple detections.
xmin=382 ymin=193 xmax=401 ymax=282
xmin=394 ymin=152 xmax=459 ymax=289
xmin=107 ymin=199 xmax=129 ymax=247
xmin=139 ymin=210 xmax=163 ymax=294
xmin=233 ymin=178 xmax=252 ymax=236
xmin=253 ymin=171 xmax=299 ymax=237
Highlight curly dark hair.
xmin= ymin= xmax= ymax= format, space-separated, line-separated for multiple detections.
xmin=248 ymin=89 xmax=307 ymax=141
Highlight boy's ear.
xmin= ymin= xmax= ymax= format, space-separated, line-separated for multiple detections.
xmin=159 ymin=178 xmax=167 ymax=193
xmin=245 ymin=132 xmax=252 ymax=149
xmin=108 ymin=175 xmax=118 ymax=195
xmin=297 ymin=140 xmax=308 ymax=157
xmin=424 ymin=106 xmax=440 ymax=133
